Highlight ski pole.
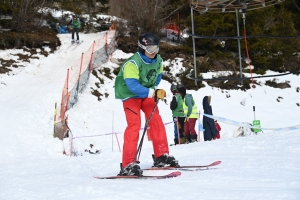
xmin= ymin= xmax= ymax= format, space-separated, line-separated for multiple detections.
xmin=253 ymin=106 xmax=256 ymax=120
xmin=135 ymin=100 xmax=159 ymax=164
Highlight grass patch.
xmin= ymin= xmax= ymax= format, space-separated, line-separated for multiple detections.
xmin=265 ymin=79 xmax=291 ymax=89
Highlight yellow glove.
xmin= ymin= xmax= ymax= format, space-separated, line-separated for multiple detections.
xmin=152 ymin=89 xmax=166 ymax=101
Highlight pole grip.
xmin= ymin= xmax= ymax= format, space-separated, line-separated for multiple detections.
xmin=253 ymin=106 xmax=255 ymax=112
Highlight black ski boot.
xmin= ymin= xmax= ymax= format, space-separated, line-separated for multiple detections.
xmin=185 ymin=134 xmax=192 ymax=144
xmin=191 ymin=134 xmax=198 ymax=143
xmin=174 ymin=138 xmax=179 ymax=145
xmin=152 ymin=154 xmax=179 ymax=167
xmin=118 ymin=163 xmax=143 ymax=176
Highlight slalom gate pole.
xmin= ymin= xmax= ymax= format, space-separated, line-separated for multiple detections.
xmin=252 ymin=106 xmax=262 ymax=134
xmin=135 ymin=100 xmax=159 ymax=163
xmin=53 ymin=102 xmax=57 ymax=138
xmin=198 ymin=111 xmax=200 ymax=142
xmin=65 ymin=117 xmax=73 ymax=157
xmin=112 ymin=110 xmax=114 ymax=152
xmin=176 ymin=117 xmax=180 ymax=144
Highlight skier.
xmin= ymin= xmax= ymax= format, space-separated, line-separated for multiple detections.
xmin=177 ymin=84 xmax=198 ymax=143
xmin=114 ymin=33 xmax=179 ymax=176
xmin=170 ymin=84 xmax=185 ymax=145
xmin=202 ymin=96 xmax=218 ymax=141
xmin=67 ymin=14 xmax=85 ymax=44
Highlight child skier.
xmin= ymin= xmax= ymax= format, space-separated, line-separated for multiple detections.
xmin=67 ymin=14 xmax=85 ymax=44
xmin=114 ymin=33 xmax=179 ymax=176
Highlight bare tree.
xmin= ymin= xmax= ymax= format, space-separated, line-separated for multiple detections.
xmin=109 ymin=0 xmax=188 ymax=39
xmin=109 ymin=0 xmax=171 ymax=38
xmin=8 ymin=0 xmax=49 ymax=31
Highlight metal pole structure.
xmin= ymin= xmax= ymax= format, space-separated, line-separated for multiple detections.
xmin=236 ymin=9 xmax=243 ymax=85
xmin=191 ymin=7 xmax=197 ymax=86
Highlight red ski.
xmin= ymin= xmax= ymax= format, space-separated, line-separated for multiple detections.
xmin=94 ymin=171 xmax=181 ymax=180
xmin=145 ymin=160 xmax=221 ymax=171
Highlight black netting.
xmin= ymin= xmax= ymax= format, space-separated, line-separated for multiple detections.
xmin=92 ymin=47 xmax=107 ymax=69
xmin=78 ymin=68 xmax=90 ymax=93
xmin=68 ymin=81 xmax=79 ymax=109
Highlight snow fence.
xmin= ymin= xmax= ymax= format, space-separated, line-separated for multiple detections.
xmin=54 ymin=27 xmax=118 ymax=142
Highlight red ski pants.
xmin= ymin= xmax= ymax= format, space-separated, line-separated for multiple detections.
xmin=184 ymin=118 xmax=197 ymax=136
xmin=122 ymin=98 xmax=169 ymax=168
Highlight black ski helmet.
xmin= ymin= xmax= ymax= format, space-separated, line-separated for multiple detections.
xmin=170 ymin=84 xmax=177 ymax=92
xmin=138 ymin=33 xmax=160 ymax=54
xmin=177 ymin=84 xmax=186 ymax=96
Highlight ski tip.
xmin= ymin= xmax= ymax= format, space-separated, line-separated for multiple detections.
xmin=94 ymin=175 xmax=138 ymax=179
xmin=169 ymin=171 xmax=181 ymax=177
xmin=211 ymin=160 xmax=222 ymax=166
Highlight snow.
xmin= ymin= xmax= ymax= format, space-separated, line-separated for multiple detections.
xmin=1 ymin=30 xmax=300 ymax=199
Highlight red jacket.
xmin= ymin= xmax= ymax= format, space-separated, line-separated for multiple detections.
xmin=214 ymin=122 xmax=221 ymax=139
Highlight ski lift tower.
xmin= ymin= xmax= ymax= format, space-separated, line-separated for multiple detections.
xmin=189 ymin=0 xmax=284 ymax=85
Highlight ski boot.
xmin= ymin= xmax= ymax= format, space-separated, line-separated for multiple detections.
xmin=185 ymin=134 xmax=192 ymax=144
xmin=174 ymin=138 xmax=179 ymax=145
xmin=191 ymin=134 xmax=198 ymax=143
xmin=118 ymin=163 xmax=143 ymax=176
xmin=71 ymin=39 xmax=75 ymax=44
xmin=152 ymin=154 xmax=179 ymax=167
xmin=76 ymin=40 xmax=80 ymax=44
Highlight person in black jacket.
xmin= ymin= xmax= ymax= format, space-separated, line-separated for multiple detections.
xmin=67 ymin=14 xmax=85 ymax=43
xmin=202 ymin=96 xmax=218 ymax=141
xmin=170 ymin=84 xmax=185 ymax=145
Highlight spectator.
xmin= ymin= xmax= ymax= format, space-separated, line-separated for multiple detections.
xmin=170 ymin=84 xmax=185 ymax=145
xmin=177 ymin=84 xmax=198 ymax=143
xmin=202 ymin=96 xmax=218 ymax=141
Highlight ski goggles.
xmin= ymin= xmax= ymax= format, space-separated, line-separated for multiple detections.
xmin=145 ymin=45 xmax=159 ymax=54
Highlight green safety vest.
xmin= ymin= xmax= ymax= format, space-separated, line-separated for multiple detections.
xmin=183 ymin=96 xmax=198 ymax=118
xmin=72 ymin=18 xmax=81 ymax=28
xmin=115 ymin=53 xmax=162 ymax=100
xmin=172 ymin=93 xmax=185 ymax=117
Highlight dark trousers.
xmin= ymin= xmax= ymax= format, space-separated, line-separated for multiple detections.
xmin=173 ymin=117 xmax=185 ymax=140
xmin=72 ymin=28 xmax=79 ymax=40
